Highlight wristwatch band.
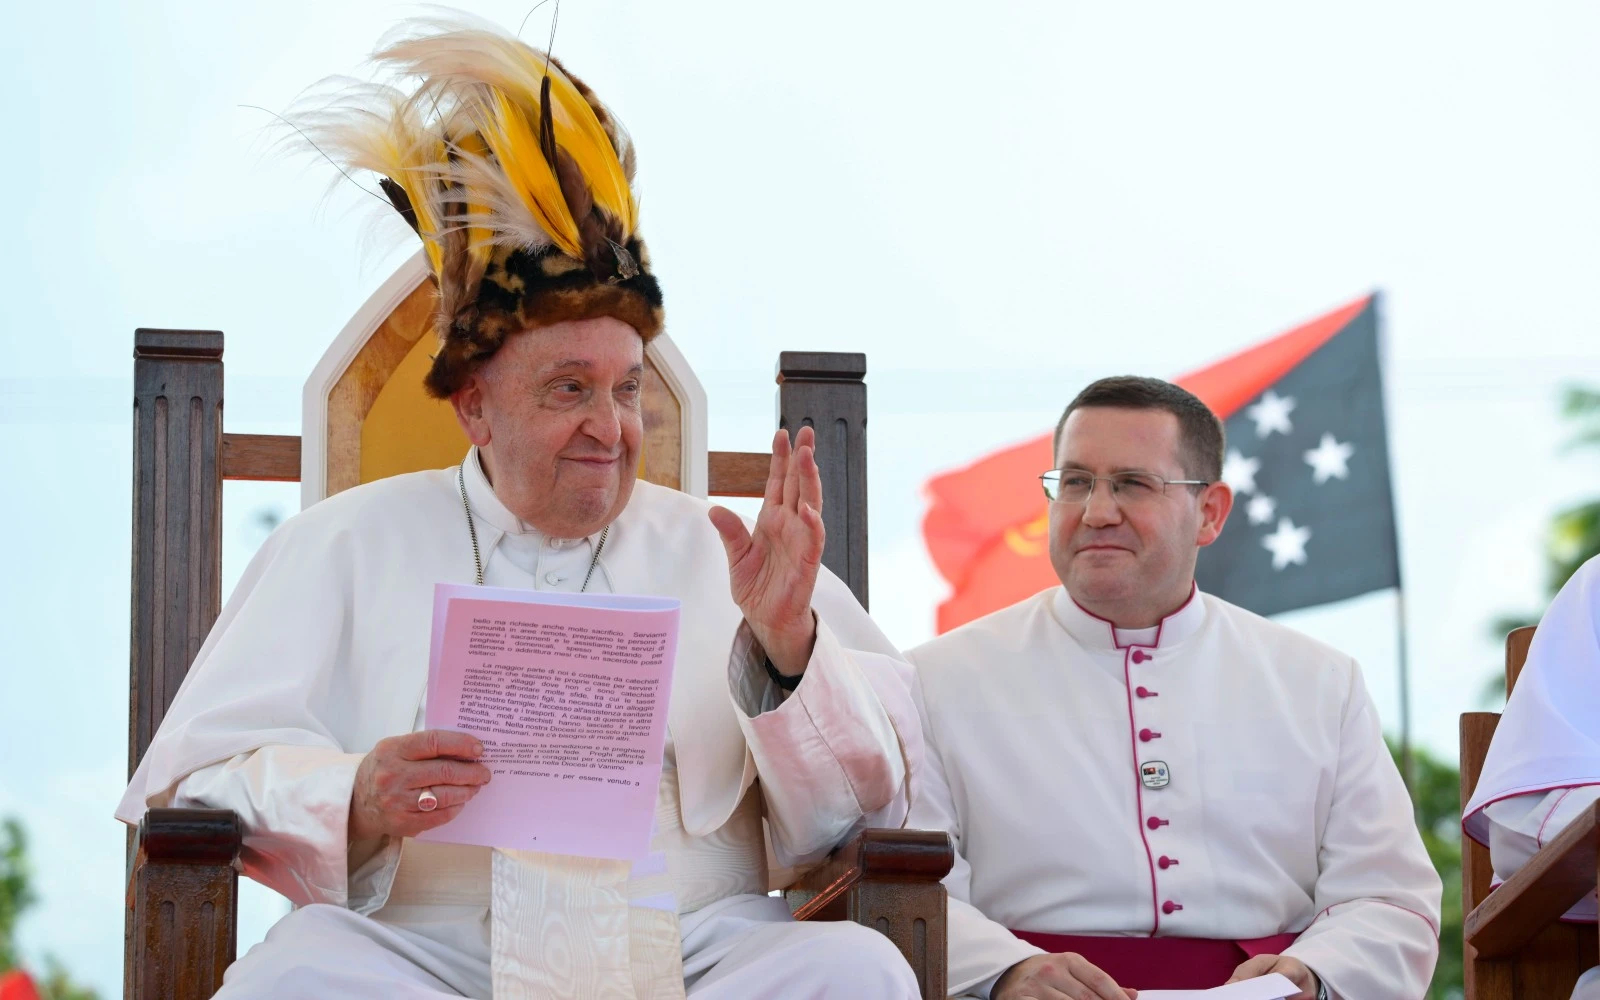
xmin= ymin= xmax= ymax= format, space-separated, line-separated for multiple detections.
xmin=764 ymin=656 xmax=802 ymax=691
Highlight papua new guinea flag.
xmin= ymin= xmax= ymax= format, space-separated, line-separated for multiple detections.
xmin=922 ymin=293 xmax=1398 ymax=631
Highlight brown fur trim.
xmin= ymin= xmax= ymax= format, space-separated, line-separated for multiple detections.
xmin=422 ymin=283 xmax=664 ymax=398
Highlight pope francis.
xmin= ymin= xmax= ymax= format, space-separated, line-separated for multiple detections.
xmin=116 ymin=17 xmax=921 ymax=999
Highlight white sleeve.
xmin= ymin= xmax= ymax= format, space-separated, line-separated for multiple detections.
xmin=1282 ymin=661 xmax=1442 ymax=1000
xmin=905 ymin=670 xmax=1041 ymax=998
xmin=1485 ymin=785 xmax=1600 ymax=881
xmin=171 ymin=745 xmax=369 ymax=907
xmin=729 ymin=618 xmax=912 ymax=867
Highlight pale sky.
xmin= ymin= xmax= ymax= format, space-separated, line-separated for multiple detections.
xmin=4 ymin=2 xmax=1600 ymax=994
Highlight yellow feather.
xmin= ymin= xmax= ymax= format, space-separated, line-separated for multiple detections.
xmin=519 ymin=54 xmax=637 ymax=236
xmin=306 ymin=20 xmax=644 ymax=266
xmin=455 ymin=131 xmax=494 ymax=273
xmin=476 ymin=90 xmax=583 ymax=258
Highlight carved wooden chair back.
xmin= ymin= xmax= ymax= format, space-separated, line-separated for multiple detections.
xmin=124 ymin=262 xmax=950 ymax=1000
xmin=1460 ymin=625 xmax=1599 ymax=998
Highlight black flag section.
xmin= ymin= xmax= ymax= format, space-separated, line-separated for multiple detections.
xmin=1195 ymin=298 xmax=1399 ymax=616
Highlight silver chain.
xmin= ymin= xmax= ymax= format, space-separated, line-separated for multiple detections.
xmin=458 ymin=459 xmax=609 ymax=591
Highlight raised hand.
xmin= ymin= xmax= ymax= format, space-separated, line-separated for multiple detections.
xmin=348 ymin=729 xmax=492 ymax=842
xmin=708 ymin=426 xmax=826 ymax=678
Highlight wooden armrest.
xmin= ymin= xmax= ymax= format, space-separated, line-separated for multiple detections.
xmin=1464 ymin=799 xmax=1600 ymax=958
xmin=785 ymin=829 xmax=953 ymax=1000
xmin=136 ymin=808 xmax=243 ymax=866
xmin=126 ymin=809 xmax=242 ymax=1000
xmin=787 ymin=829 xmax=954 ymax=920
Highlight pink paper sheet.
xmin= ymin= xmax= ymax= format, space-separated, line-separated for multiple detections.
xmin=417 ymin=583 xmax=680 ymax=860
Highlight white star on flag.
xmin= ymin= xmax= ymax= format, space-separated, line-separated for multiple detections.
xmin=1304 ymin=433 xmax=1354 ymax=484
xmin=1220 ymin=449 xmax=1261 ymax=494
xmin=1246 ymin=494 xmax=1277 ymax=526
xmin=1246 ymin=390 xmax=1296 ymax=438
xmin=1262 ymin=517 xmax=1311 ymax=570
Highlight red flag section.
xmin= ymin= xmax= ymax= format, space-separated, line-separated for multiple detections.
xmin=0 ymin=971 xmax=42 ymax=1000
xmin=922 ymin=294 xmax=1375 ymax=634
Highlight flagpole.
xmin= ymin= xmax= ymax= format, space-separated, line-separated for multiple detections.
xmin=1371 ymin=289 xmax=1416 ymax=801
xmin=1396 ymin=587 xmax=1415 ymax=800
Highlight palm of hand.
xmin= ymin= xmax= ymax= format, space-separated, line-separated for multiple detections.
xmin=708 ymin=427 xmax=826 ymax=672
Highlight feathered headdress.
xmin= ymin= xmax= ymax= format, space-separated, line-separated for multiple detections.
xmin=296 ymin=14 xmax=664 ymax=398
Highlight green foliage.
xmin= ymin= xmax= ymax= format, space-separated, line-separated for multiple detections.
xmin=1391 ymin=740 xmax=1464 ymax=999
xmin=0 ymin=819 xmax=35 ymax=972
xmin=1492 ymin=384 xmax=1600 ymax=640
xmin=0 ymin=817 xmax=99 ymax=1000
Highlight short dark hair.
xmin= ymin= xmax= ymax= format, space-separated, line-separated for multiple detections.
xmin=1053 ymin=376 xmax=1225 ymax=482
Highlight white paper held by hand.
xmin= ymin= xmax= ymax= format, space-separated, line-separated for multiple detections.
xmin=418 ymin=583 xmax=680 ymax=860
xmin=1136 ymin=972 xmax=1302 ymax=999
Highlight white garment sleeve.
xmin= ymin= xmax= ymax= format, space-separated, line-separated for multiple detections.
xmin=905 ymin=671 xmax=1041 ymax=999
xmin=171 ymin=745 xmax=369 ymax=907
xmin=1282 ymin=661 xmax=1443 ymax=1000
xmin=1484 ymin=785 xmax=1600 ymax=882
xmin=728 ymin=618 xmax=911 ymax=868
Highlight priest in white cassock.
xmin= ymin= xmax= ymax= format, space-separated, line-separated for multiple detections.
xmin=115 ymin=18 xmax=923 ymax=999
xmin=1464 ymin=554 xmax=1600 ymax=1000
xmin=906 ymin=376 xmax=1442 ymax=1000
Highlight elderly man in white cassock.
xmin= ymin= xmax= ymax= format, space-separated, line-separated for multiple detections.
xmin=1464 ymin=554 xmax=1600 ymax=1000
xmin=115 ymin=18 xmax=922 ymax=1000
xmin=906 ymin=376 xmax=1442 ymax=1000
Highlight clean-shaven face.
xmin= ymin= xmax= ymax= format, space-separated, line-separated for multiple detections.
xmin=1047 ymin=406 xmax=1230 ymax=626
xmin=455 ymin=316 xmax=644 ymax=539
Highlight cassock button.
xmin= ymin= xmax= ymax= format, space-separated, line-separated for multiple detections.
xmin=1139 ymin=728 xmax=1161 ymax=742
xmin=1162 ymin=900 xmax=1183 ymax=915
xmin=1158 ymin=855 xmax=1178 ymax=869
xmin=1146 ymin=816 xmax=1168 ymax=830
xmin=1132 ymin=650 xmax=1151 ymax=664
xmin=1135 ymin=686 xmax=1157 ymax=698
xmin=544 ymin=572 xmax=563 ymax=585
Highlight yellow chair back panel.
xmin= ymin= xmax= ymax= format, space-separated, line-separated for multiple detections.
xmin=323 ymin=277 xmax=685 ymax=497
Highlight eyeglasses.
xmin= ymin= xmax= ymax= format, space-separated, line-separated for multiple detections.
xmin=1039 ymin=469 xmax=1211 ymax=505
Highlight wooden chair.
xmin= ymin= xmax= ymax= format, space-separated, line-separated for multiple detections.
xmin=1460 ymin=625 xmax=1600 ymax=998
xmin=124 ymin=256 xmax=952 ymax=1000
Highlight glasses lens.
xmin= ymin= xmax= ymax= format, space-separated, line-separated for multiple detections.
xmin=1110 ymin=472 xmax=1165 ymax=502
xmin=1053 ymin=471 xmax=1095 ymax=503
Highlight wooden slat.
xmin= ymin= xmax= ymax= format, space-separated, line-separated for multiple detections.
xmin=223 ymin=433 xmax=301 ymax=482
xmin=1506 ymin=625 xmax=1536 ymax=694
xmin=226 ymin=436 xmax=764 ymax=495
xmin=1464 ymin=800 xmax=1600 ymax=957
xmin=708 ymin=451 xmax=770 ymax=497
xmin=1461 ymin=712 xmax=1502 ymax=913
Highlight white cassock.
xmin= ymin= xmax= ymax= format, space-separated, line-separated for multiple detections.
xmin=1463 ymin=555 xmax=1600 ymax=1000
xmin=117 ymin=450 xmax=924 ymax=1000
xmin=905 ymin=586 xmax=1442 ymax=1000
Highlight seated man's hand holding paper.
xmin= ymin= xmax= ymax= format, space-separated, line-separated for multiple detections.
xmin=993 ymin=951 xmax=1137 ymax=1000
xmin=709 ymin=425 xmax=827 ymax=678
xmin=349 ymin=729 xmax=491 ymax=841
xmin=1226 ymin=955 xmax=1317 ymax=1000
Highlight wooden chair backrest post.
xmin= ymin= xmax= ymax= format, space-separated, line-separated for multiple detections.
xmin=129 ymin=329 xmax=225 ymax=779
xmin=1460 ymin=625 xmax=1600 ymax=998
